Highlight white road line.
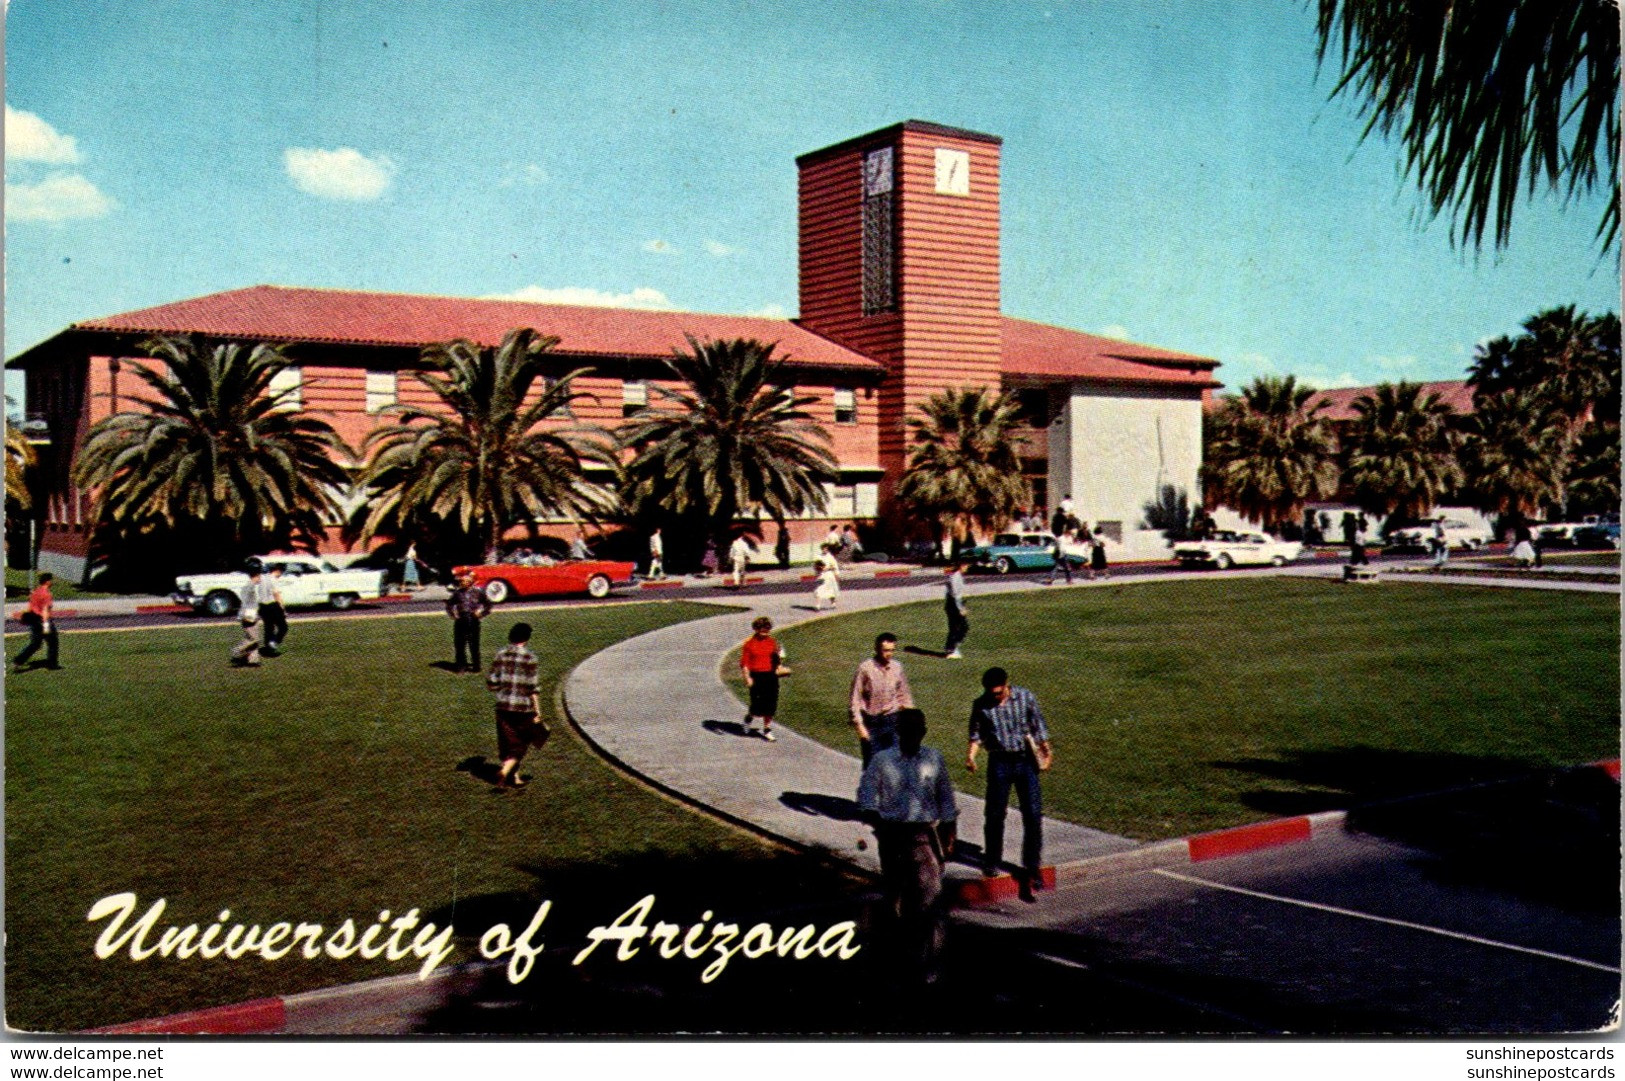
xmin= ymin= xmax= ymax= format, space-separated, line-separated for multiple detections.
xmin=1154 ymin=868 xmax=1621 ymax=974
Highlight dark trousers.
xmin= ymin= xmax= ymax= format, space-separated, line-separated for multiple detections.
xmin=983 ymin=752 xmax=1043 ymax=877
xmin=859 ymin=711 xmax=901 ymax=767
xmin=1350 ymin=543 xmax=1368 ymax=565
xmin=1046 ymin=555 xmax=1074 ymax=584
xmin=14 ymin=620 xmax=58 ymax=668
xmin=874 ymin=821 xmax=947 ymax=979
xmin=944 ymin=602 xmax=968 ymax=654
xmin=261 ymin=603 xmax=288 ymax=651
xmin=454 ymin=618 xmax=482 ymax=670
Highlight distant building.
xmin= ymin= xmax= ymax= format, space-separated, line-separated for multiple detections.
xmin=11 ymin=120 xmax=1221 ymax=580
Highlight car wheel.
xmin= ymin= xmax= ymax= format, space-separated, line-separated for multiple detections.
xmin=484 ymin=579 xmax=512 ymax=604
xmin=203 ymin=590 xmax=239 ymax=618
xmin=329 ymin=593 xmax=358 ymax=610
xmin=994 ymin=556 xmax=1015 ymax=574
xmin=1270 ymin=555 xmax=1286 ymax=567
xmin=1215 ymin=553 xmax=1234 ymax=570
xmin=587 ymin=574 xmax=612 ymax=599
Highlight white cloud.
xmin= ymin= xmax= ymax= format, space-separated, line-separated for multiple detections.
xmin=1370 ymin=354 xmax=1419 ymax=371
xmin=5 ymin=105 xmax=82 ymax=164
xmin=6 ymin=172 xmax=114 ymax=222
xmin=498 ymin=163 xmax=550 ymax=188
xmin=283 ymin=146 xmax=395 ymax=201
xmin=1097 ymin=323 xmax=1131 ymax=340
xmin=703 ymin=239 xmax=739 ymax=258
xmin=642 ymin=238 xmax=679 ymax=256
xmin=746 ymin=303 xmax=788 ymax=318
xmin=483 ymin=285 xmax=676 ymax=310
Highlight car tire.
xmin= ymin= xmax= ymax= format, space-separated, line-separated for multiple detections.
xmin=203 ymin=590 xmax=239 ymax=618
xmin=994 ymin=556 xmax=1015 ymax=574
xmin=329 ymin=593 xmax=358 ymax=610
xmin=1270 ymin=555 xmax=1287 ymax=567
xmin=1215 ymin=553 xmax=1234 ymax=570
xmin=484 ymin=579 xmax=512 ymax=604
xmin=587 ymin=574 xmax=612 ymax=599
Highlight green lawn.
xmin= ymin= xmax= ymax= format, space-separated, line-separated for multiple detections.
xmin=5 ymin=568 xmax=115 ymax=601
xmin=6 ymin=601 xmax=840 ymax=1033
xmin=752 ymin=578 xmax=1619 ymax=841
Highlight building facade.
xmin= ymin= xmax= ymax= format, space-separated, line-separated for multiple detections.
xmin=12 ymin=120 xmax=1221 ymax=580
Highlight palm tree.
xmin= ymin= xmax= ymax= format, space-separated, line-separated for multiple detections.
xmin=617 ymin=337 xmax=838 ymax=557
xmin=5 ymin=411 xmax=34 ymax=511
xmin=1314 ymin=0 xmax=1619 ymax=249
xmin=72 ymin=335 xmax=351 ymax=566
xmin=1563 ymin=421 xmax=1621 ymax=517
xmin=894 ymin=387 xmax=1031 ymax=548
xmin=1344 ymin=381 xmax=1464 ymax=519
xmin=1201 ymin=376 xmax=1340 ymax=533
xmin=353 ymin=328 xmax=614 ymax=562
xmin=1468 ymin=307 xmax=1620 ymax=430
xmin=1457 ymin=388 xmax=1568 ymax=520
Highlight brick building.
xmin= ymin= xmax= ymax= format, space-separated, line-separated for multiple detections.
xmin=11 ymin=120 xmax=1221 ymax=580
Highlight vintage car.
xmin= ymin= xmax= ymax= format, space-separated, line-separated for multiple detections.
xmin=1536 ymin=514 xmax=1620 ymax=548
xmin=1172 ymin=531 xmax=1302 ymax=569
xmin=173 ymin=554 xmax=387 ymax=616
xmin=965 ymin=531 xmax=1089 ymax=574
xmin=451 ymin=556 xmax=637 ymax=602
xmin=1387 ymin=517 xmax=1492 ymax=551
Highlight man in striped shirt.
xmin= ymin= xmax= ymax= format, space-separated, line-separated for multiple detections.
xmin=485 ymin=622 xmax=548 ymax=789
xmin=966 ymin=666 xmax=1054 ymax=903
xmin=849 ymin=632 xmax=914 ymax=765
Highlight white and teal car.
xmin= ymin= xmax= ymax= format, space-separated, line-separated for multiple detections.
xmin=173 ymin=554 xmax=387 ymax=617
xmin=967 ymin=531 xmax=1088 ymax=574
xmin=1173 ymin=531 xmax=1302 ymax=570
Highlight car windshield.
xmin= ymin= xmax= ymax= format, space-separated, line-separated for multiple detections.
xmin=992 ymin=535 xmax=1019 ymax=546
xmin=321 ymin=561 xmax=339 ymax=573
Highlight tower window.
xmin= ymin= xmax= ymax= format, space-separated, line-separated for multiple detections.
xmin=833 ymin=387 xmax=857 ymax=424
xmin=861 ymin=147 xmax=896 ymax=315
xmin=365 ymin=370 xmax=397 ymax=413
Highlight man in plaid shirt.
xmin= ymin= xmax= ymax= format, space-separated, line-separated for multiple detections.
xmin=485 ymin=622 xmax=548 ymax=789
xmin=966 ymin=665 xmax=1054 ymax=902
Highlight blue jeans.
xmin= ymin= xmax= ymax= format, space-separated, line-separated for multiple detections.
xmin=859 ymin=711 xmax=900 ymax=766
xmin=983 ymin=752 xmax=1042 ymax=877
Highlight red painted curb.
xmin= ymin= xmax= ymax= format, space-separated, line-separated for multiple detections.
xmin=134 ymin=603 xmax=193 ymax=613
xmin=799 ymin=573 xmax=819 ymax=582
xmin=1592 ymin=758 xmax=1620 ymax=780
xmin=371 ymin=593 xmax=416 ymax=604
xmin=953 ymin=866 xmax=1056 ymax=906
xmin=716 ymin=577 xmax=766 ymax=587
xmin=1187 ymin=816 xmax=1311 ymax=861
xmin=872 ymin=569 xmax=912 ymax=578
xmin=89 ymin=995 xmax=286 ymax=1035
xmin=639 ymin=579 xmax=685 ymax=589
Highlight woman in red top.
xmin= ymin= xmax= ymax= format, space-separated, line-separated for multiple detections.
xmin=739 ymin=616 xmax=784 ymax=742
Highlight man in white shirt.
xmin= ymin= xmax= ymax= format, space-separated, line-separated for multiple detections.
xmin=728 ymin=533 xmax=754 ymax=587
xmin=230 ymin=561 xmax=268 ymax=668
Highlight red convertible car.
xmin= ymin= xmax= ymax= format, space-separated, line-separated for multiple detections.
xmin=451 ymin=558 xmax=637 ymax=602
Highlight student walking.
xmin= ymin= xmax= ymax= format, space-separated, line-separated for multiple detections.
xmin=966 ymin=666 xmax=1053 ymax=903
xmin=11 ymin=573 xmax=60 ymax=672
xmin=775 ymin=525 xmax=791 ymax=570
xmin=1089 ymin=529 xmax=1109 ymax=580
xmin=230 ymin=561 xmax=269 ymax=667
xmin=446 ymin=571 xmax=493 ymax=672
xmin=1430 ymin=520 xmax=1449 ymax=568
xmin=1043 ymin=533 xmax=1074 ymax=586
xmin=850 ymin=632 xmax=914 ymax=766
xmin=402 ymin=542 xmax=422 ymax=592
xmin=647 ymin=528 xmax=665 ymax=580
xmin=260 ymin=565 xmax=289 ymax=656
xmin=857 ymin=708 xmax=957 ymax=982
xmin=813 ymin=544 xmax=841 ymax=609
xmin=943 ymin=559 xmax=968 ymax=659
xmin=739 ymin=616 xmax=784 ymax=741
xmin=486 ymin=622 xmax=548 ymax=789
xmin=728 ymin=533 xmax=754 ymax=586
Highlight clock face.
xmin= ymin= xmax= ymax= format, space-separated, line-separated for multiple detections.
xmin=863 ymin=147 xmax=893 ymax=196
xmin=934 ymin=147 xmax=970 ymax=195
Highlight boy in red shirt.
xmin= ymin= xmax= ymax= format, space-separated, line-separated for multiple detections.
xmin=12 ymin=573 xmax=60 ymax=672
xmin=739 ymin=616 xmax=784 ymax=742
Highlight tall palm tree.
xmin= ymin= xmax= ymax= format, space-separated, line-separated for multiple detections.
xmin=1314 ymin=0 xmax=1619 ymax=249
xmin=1468 ymin=306 xmax=1620 ymax=430
xmin=1344 ymin=381 xmax=1464 ymax=519
xmin=1457 ymin=388 xmax=1568 ymax=520
xmin=617 ymin=337 xmax=838 ymax=554
xmin=894 ymin=387 xmax=1031 ymax=547
xmin=72 ymin=335 xmax=351 ymax=565
xmin=1201 ymin=376 xmax=1340 ymax=533
xmin=5 ymin=411 xmax=34 ymax=510
xmin=1563 ymin=421 xmax=1621 ymax=517
xmin=353 ymin=328 xmax=613 ymax=561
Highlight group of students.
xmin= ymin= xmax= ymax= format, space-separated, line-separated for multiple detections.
xmin=227 ymin=561 xmax=290 ymax=667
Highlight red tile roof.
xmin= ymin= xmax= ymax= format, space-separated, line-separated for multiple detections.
xmin=1000 ymin=317 xmax=1221 ymax=388
xmin=70 ymin=285 xmax=885 ymax=373
xmin=1308 ymin=380 xmax=1474 ymax=420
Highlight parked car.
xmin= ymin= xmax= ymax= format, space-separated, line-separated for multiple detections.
xmin=1569 ymin=521 xmax=1622 ymax=549
xmin=451 ymin=556 xmax=637 ymax=602
xmin=173 ymin=554 xmax=387 ymax=617
xmin=1536 ymin=514 xmax=1620 ymax=548
xmin=965 ymin=531 xmax=1088 ymax=574
xmin=1386 ymin=517 xmax=1491 ymax=551
xmin=1172 ymin=531 xmax=1302 ymax=569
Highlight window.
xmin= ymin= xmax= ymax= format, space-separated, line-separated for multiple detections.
xmin=828 ymin=483 xmax=857 ymax=517
xmin=1015 ymin=388 xmax=1051 ymax=427
xmin=622 ymin=379 xmax=648 ymax=418
xmin=833 ymin=387 xmax=857 ymax=424
xmin=268 ymin=366 xmax=302 ymax=411
xmin=365 ymin=370 xmax=396 ymax=413
xmin=861 ymin=146 xmax=896 ymax=315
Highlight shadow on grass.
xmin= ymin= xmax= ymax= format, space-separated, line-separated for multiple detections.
xmin=1212 ymin=747 xmax=1621 ymax=912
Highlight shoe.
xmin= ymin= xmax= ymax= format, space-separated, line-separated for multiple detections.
xmin=762 ymin=728 xmax=777 ymax=742
xmin=945 ymin=651 xmax=963 ymax=660
xmin=43 ymin=663 xmax=63 ymax=670
xmin=1018 ymin=881 xmax=1037 ymax=904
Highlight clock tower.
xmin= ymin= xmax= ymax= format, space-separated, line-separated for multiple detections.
xmin=796 ymin=121 xmax=1003 ymax=491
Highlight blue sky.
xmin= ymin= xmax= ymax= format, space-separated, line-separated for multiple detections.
xmin=6 ymin=0 xmax=1618 ymax=401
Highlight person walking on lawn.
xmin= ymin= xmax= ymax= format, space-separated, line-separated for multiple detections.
xmin=966 ymin=666 xmax=1053 ymax=903
xmin=943 ymin=559 xmax=969 ymax=658
xmin=850 ymin=631 xmax=914 ymax=766
xmin=229 ymin=561 xmax=269 ymax=667
xmin=739 ymin=615 xmax=785 ymax=742
xmin=260 ymin=565 xmax=289 ymax=657
xmin=12 ymin=572 xmax=61 ymax=672
xmin=486 ymin=622 xmax=548 ymax=789
xmin=446 ymin=571 xmax=493 ymax=673
xmin=647 ymin=528 xmax=665 ymax=580
xmin=857 ymin=707 xmax=957 ymax=982
xmin=812 ymin=543 xmax=841 ymax=610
